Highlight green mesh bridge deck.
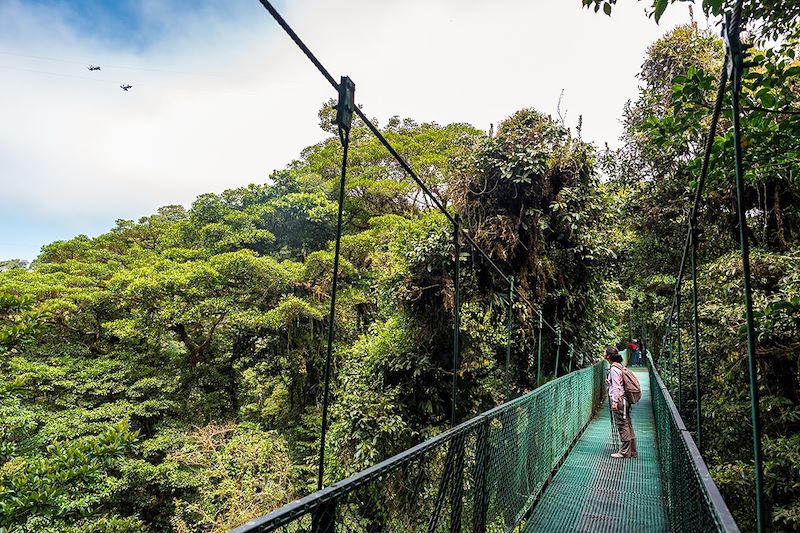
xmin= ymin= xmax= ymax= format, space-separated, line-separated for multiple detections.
xmin=522 ymin=367 xmax=667 ymax=532
xmin=231 ymin=360 xmax=739 ymax=533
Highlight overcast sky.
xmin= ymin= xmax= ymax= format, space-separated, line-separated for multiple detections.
xmin=0 ymin=0 xmax=695 ymax=262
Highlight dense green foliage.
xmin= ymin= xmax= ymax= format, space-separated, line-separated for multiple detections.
xmin=0 ymin=111 xmax=614 ymax=531
xmin=1 ymin=9 xmax=799 ymax=530
xmin=604 ymin=19 xmax=800 ymax=531
xmin=584 ymin=0 xmax=800 ymax=41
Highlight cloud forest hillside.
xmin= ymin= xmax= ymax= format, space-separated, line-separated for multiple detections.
xmin=0 ymin=108 xmax=620 ymax=532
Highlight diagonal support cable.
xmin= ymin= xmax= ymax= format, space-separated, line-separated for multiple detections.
xmin=663 ymin=60 xmax=729 ymax=330
xmin=255 ymin=0 xmax=587 ymax=392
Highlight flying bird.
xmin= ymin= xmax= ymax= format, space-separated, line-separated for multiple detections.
xmin=87 ymin=65 xmax=101 ymax=71
xmin=120 ymin=84 xmax=132 ymax=91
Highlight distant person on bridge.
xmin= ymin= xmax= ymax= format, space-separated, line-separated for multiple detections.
xmin=627 ymin=338 xmax=641 ymax=366
xmin=605 ymin=345 xmax=638 ymax=459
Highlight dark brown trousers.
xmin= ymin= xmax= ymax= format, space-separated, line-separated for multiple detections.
xmin=613 ymin=401 xmax=638 ymax=458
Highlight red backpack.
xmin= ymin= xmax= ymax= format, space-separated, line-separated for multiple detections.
xmin=612 ymin=362 xmax=642 ymax=404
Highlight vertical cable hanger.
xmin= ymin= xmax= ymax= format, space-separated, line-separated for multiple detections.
xmin=317 ymin=75 xmax=355 ymax=492
xmin=725 ymin=5 xmax=765 ymax=529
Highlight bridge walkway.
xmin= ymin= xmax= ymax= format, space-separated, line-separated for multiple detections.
xmin=231 ymin=363 xmax=740 ymax=533
xmin=523 ymin=367 xmax=667 ymax=532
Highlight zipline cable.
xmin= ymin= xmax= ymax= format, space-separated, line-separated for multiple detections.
xmin=0 ymin=51 xmax=293 ymax=83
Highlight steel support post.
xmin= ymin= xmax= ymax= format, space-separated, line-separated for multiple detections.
xmin=677 ymin=290 xmax=683 ymax=413
xmin=536 ymin=310 xmax=543 ymax=387
xmin=554 ymin=327 xmax=562 ymax=378
xmin=667 ymin=324 xmax=674 ymax=399
xmin=311 ymin=500 xmax=336 ymax=533
xmin=451 ymin=215 xmax=461 ymax=426
xmin=471 ymin=418 xmax=490 ymax=533
xmin=449 ymin=438 xmax=465 ymax=533
xmin=505 ymin=276 xmax=514 ymax=399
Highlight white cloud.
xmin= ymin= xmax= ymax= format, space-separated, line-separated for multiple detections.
xmin=0 ymin=0 xmax=694 ymax=259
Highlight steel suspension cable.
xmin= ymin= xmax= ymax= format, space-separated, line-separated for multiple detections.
xmin=452 ymin=215 xmax=461 ymax=426
xmin=660 ymin=59 xmax=729 ymax=428
xmin=677 ymin=291 xmax=683 ymax=413
xmin=663 ymin=61 xmax=729 ymax=331
xmin=318 ymin=124 xmax=350 ymax=491
xmin=536 ymin=310 xmax=544 ymax=387
xmin=690 ymin=220 xmax=701 ymax=452
xmin=351 ymin=107 xmax=584 ymax=355
xmin=255 ymin=0 xmax=587 ymax=388
xmin=554 ymin=327 xmax=562 ymax=378
xmin=257 ymin=0 xmax=453 ymax=229
xmin=505 ymin=276 xmax=515 ymax=399
xmin=667 ymin=324 xmax=674 ymax=394
xmin=257 ymin=0 xmax=337 ymax=88
xmin=727 ymin=3 xmax=766 ymax=528
xmin=657 ymin=1 xmax=765 ymax=527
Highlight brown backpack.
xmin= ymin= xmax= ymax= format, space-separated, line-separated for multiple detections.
xmin=612 ymin=362 xmax=642 ymax=404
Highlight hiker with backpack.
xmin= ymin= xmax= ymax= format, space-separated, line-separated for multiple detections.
xmin=604 ymin=345 xmax=639 ymax=459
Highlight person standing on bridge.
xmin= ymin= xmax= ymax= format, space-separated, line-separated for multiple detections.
xmin=627 ymin=338 xmax=641 ymax=366
xmin=605 ymin=345 xmax=638 ymax=458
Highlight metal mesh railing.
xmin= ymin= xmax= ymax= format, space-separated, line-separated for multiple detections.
xmin=230 ymin=362 xmax=605 ymax=533
xmin=647 ymin=356 xmax=739 ymax=533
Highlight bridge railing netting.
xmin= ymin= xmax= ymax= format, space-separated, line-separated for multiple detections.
xmin=231 ymin=363 xmax=605 ymax=533
xmin=648 ymin=357 xmax=740 ymax=533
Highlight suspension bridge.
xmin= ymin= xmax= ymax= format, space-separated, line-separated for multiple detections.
xmin=229 ymin=1 xmax=764 ymax=531
xmin=232 ymin=358 xmax=737 ymax=532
